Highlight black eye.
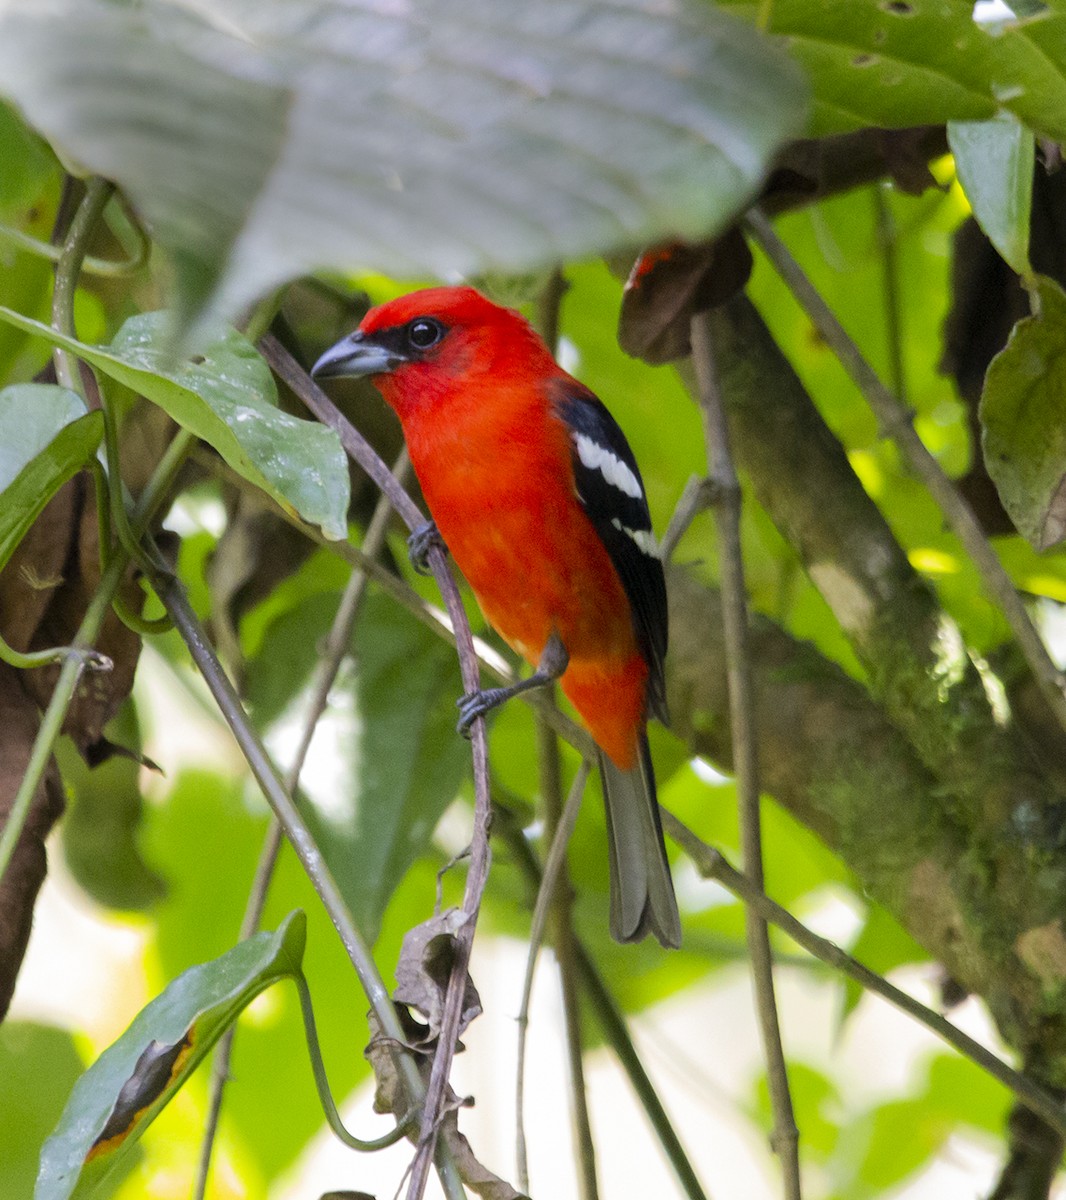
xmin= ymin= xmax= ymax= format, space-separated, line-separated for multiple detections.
xmin=406 ymin=317 xmax=445 ymax=351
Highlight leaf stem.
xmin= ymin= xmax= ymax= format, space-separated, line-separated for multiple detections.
xmin=690 ymin=312 xmax=801 ymax=1198
xmin=50 ymin=178 xmax=113 ymax=394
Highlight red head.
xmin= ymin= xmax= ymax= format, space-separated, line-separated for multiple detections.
xmin=311 ymin=286 xmax=557 ymax=422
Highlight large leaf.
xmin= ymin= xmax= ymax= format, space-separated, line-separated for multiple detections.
xmin=722 ymin=0 xmax=1066 ymax=141
xmin=0 ymin=308 xmax=351 ymax=540
xmin=36 ymin=912 xmax=307 ymax=1200
xmin=0 ymin=0 xmax=807 ymax=327
xmin=980 ymin=275 xmax=1066 ymax=550
xmin=0 ymin=385 xmax=102 ymax=572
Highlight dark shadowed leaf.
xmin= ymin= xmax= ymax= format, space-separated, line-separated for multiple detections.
xmin=35 ymin=912 xmax=306 ymax=1200
xmin=0 ymin=385 xmax=101 ymax=573
xmin=980 ymin=274 xmax=1066 ymax=549
xmin=948 ymin=114 xmax=1034 ymax=279
xmin=0 ymin=308 xmax=350 ymax=540
xmin=0 ymin=0 xmax=807 ymax=329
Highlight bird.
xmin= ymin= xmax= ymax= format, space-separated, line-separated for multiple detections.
xmin=312 ymin=286 xmax=680 ymax=948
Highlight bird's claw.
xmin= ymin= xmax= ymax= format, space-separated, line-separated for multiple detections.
xmin=407 ymin=520 xmax=443 ymax=576
xmin=456 ymin=687 xmax=506 ymax=738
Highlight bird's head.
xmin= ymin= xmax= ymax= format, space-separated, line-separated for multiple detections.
xmin=311 ymin=286 xmax=554 ymax=420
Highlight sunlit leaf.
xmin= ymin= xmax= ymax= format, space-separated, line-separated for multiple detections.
xmin=0 ymin=0 xmax=807 ymax=328
xmin=0 ymin=307 xmax=350 ymax=540
xmin=36 ymin=912 xmax=306 ymax=1200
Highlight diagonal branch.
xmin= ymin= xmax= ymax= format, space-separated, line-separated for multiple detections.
xmin=690 ymin=313 xmax=801 ymax=1198
xmin=260 ymin=333 xmax=492 ymax=1200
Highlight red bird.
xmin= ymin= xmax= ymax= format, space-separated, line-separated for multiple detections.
xmin=313 ymin=287 xmax=680 ymax=948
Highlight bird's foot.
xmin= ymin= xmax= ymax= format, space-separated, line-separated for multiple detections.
xmin=407 ymin=520 xmax=443 ymax=576
xmin=456 ymin=687 xmax=512 ymax=738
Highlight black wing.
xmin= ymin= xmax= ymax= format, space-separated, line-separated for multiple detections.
xmin=552 ymin=378 xmax=668 ymax=725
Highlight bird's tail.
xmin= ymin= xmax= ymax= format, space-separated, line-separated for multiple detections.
xmin=599 ymin=736 xmax=681 ymax=949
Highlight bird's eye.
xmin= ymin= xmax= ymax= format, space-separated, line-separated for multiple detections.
xmin=406 ymin=318 xmax=445 ymax=350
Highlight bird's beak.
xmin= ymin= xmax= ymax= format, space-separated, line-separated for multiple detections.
xmin=311 ymin=332 xmax=406 ymax=380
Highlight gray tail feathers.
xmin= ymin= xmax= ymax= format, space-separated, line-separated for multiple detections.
xmin=599 ymin=736 xmax=681 ymax=949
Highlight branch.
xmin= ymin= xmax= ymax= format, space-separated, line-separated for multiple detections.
xmin=260 ymin=333 xmax=491 ymax=1200
xmin=746 ymin=209 xmax=1066 ymax=741
xmin=689 ymin=314 xmax=800 ymax=1198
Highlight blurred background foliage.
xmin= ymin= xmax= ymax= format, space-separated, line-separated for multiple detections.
xmin=2 ymin=1 xmax=1066 ymax=1198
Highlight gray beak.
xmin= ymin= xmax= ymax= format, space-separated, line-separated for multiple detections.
xmin=311 ymin=332 xmax=406 ymax=380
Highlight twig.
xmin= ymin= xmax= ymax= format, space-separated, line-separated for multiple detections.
xmin=494 ymin=803 xmax=710 ymax=1200
xmin=148 ymin=568 xmax=456 ymax=1190
xmin=0 ymin=431 xmax=191 ymax=885
xmin=661 ymin=811 xmax=1066 ymax=1140
xmin=515 ymin=759 xmax=593 ymax=1195
xmin=690 ymin=313 xmax=801 ymax=1198
xmin=260 ymin=333 xmax=491 ymax=1200
xmin=746 ymin=209 xmax=1066 ymax=738
xmin=193 ymin=452 xmax=408 ymax=1199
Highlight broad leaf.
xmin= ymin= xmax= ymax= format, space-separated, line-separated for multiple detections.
xmin=980 ymin=275 xmax=1066 ymax=549
xmin=0 ymin=0 xmax=807 ymax=328
xmin=36 ymin=912 xmax=307 ymax=1200
xmin=722 ymin=0 xmax=1066 ymax=141
xmin=948 ymin=114 xmax=1034 ymax=279
xmin=0 ymin=308 xmax=350 ymax=541
xmin=0 ymin=385 xmax=102 ymax=573
xmin=248 ymin=590 xmax=469 ymax=942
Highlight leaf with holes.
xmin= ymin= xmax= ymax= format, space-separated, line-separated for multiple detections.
xmin=721 ymin=0 xmax=1066 ymax=141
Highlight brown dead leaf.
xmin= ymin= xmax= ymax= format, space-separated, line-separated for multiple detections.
xmin=393 ymin=909 xmax=482 ymax=1043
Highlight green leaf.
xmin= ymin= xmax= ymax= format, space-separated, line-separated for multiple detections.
xmin=0 ymin=384 xmax=102 ymax=572
xmin=36 ymin=912 xmax=307 ymax=1200
xmin=0 ymin=100 xmax=54 ymax=217
xmin=948 ymin=113 xmax=1034 ymax=279
xmin=722 ymin=0 xmax=1066 ymax=141
xmin=57 ymin=703 xmax=167 ymax=911
xmin=0 ymin=307 xmax=350 ymax=541
xmin=0 ymin=0 xmax=807 ymax=328
xmin=0 ymin=1025 xmax=86 ymax=1200
xmin=980 ymin=274 xmax=1066 ymax=549
xmin=247 ymin=590 xmax=469 ymax=941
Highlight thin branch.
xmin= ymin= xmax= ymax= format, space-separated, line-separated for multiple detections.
xmin=690 ymin=313 xmax=801 ymax=1199
xmin=494 ymin=803 xmax=710 ymax=1200
xmin=746 ymin=209 xmax=1066 ymax=738
xmin=193 ymin=452 xmax=408 ymax=1199
xmin=661 ymin=811 xmax=1066 ymax=1140
xmin=147 ymin=566 xmax=457 ymax=1191
xmin=515 ymin=759 xmax=593 ymax=1195
xmin=260 ymin=333 xmax=490 ymax=1200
